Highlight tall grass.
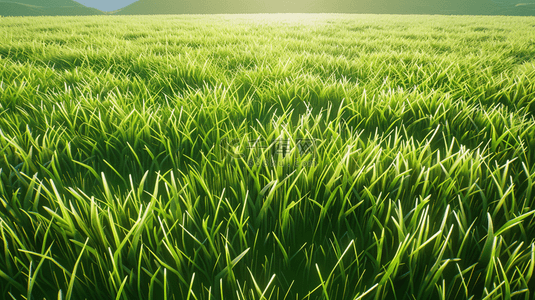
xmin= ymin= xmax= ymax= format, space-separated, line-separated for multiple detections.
xmin=0 ymin=13 xmax=535 ymax=299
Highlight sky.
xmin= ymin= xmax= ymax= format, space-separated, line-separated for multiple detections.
xmin=74 ymin=0 xmax=137 ymax=11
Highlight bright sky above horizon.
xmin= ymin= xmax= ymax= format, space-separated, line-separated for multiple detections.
xmin=74 ymin=0 xmax=137 ymax=11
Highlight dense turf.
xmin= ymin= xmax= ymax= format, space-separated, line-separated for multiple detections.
xmin=1 ymin=14 xmax=535 ymax=299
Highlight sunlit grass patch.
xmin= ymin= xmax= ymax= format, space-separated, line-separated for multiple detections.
xmin=0 ymin=13 xmax=535 ymax=299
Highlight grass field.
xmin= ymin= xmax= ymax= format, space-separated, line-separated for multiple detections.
xmin=1 ymin=14 xmax=535 ymax=299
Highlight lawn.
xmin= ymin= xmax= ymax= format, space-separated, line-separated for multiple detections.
xmin=1 ymin=14 xmax=535 ymax=299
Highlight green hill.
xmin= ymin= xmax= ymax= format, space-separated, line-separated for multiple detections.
xmin=114 ymin=0 xmax=534 ymax=15
xmin=1 ymin=0 xmax=532 ymax=16
xmin=0 ymin=2 xmax=43 ymax=15
xmin=8 ymin=0 xmax=78 ymax=5
xmin=0 ymin=0 xmax=103 ymax=16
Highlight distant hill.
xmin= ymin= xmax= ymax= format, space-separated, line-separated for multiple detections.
xmin=508 ymin=3 xmax=535 ymax=15
xmin=0 ymin=0 xmax=103 ymax=16
xmin=114 ymin=0 xmax=535 ymax=15
xmin=0 ymin=2 xmax=43 ymax=15
xmin=0 ymin=0 xmax=532 ymax=16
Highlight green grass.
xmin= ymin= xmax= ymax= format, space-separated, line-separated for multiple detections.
xmin=0 ymin=13 xmax=535 ymax=299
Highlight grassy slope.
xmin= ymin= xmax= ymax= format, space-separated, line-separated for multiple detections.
xmin=1 ymin=14 xmax=535 ymax=300
xmin=114 ymin=0 xmax=529 ymax=15
xmin=0 ymin=0 xmax=103 ymax=16
xmin=6 ymin=0 xmax=78 ymax=5
xmin=0 ymin=2 xmax=44 ymax=16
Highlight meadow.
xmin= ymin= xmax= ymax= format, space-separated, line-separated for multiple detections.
xmin=1 ymin=13 xmax=535 ymax=299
